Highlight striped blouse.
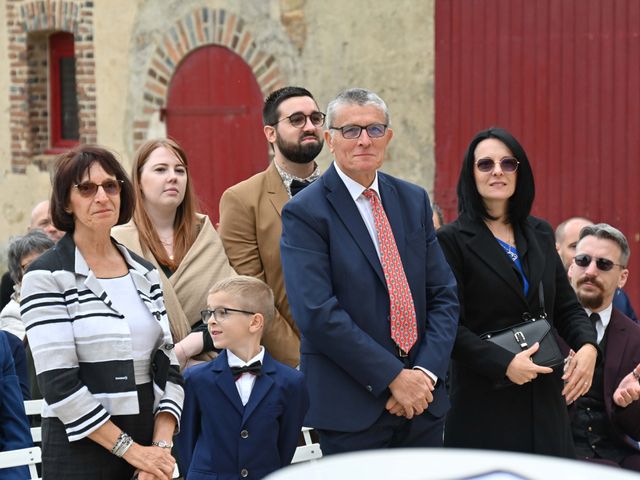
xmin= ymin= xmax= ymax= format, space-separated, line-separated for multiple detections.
xmin=20 ymin=234 xmax=184 ymax=442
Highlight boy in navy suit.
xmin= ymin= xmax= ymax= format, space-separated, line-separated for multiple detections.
xmin=175 ymin=275 xmax=309 ymax=480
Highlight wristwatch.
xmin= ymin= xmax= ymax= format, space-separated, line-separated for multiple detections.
xmin=151 ymin=440 xmax=173 ymax=449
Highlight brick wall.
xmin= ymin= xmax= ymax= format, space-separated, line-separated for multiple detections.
xmin=6 ymin=0 xmax=96 ymax=173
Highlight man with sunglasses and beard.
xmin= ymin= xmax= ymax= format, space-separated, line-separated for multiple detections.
xmin=568 ymin=223 xmax=640 ymax=471
xmin=556 ymin=216 xmax=637 ymax=322
xmin=218 ymin=86 xmax=324 ymax=368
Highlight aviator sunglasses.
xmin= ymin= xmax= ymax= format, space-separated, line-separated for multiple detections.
xmin=574 ymin=253 xmax=625 ymax=272
xmin=73 ymin=179 xmax=124 ymax=198
xmin=475 ymin=157 xmax=520 ymax=173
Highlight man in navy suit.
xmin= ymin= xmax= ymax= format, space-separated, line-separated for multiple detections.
xmin=568 ymin=223 xmax=640 ymax=471
xmin=280 ymin=88 xmax=459 ymax=454
xmin=0 ymin=331 xmax=32 ymax=479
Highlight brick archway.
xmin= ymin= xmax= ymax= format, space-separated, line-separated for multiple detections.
xmin=132 ymin=8 xmax=286 ymax=149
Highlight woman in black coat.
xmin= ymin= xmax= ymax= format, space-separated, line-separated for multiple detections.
xmin=437 ymin=127 xmax=598 ymax=457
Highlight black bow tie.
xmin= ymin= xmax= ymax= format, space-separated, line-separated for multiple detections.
xmin=230 ymin=361 xmax=263 ymax=380
xmin=290 ymin=179 xmax=312 ymax=197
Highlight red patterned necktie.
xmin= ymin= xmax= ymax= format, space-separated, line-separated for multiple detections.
xmin=363 ymin=189 xmax=418 ymax=355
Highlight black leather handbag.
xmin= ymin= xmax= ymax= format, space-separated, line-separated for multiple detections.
xmin=480 ymin=282 xmax=563 ymax=369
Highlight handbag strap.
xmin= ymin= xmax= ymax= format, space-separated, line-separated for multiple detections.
xmin=538 ymin=281 xmax=547 ymax=318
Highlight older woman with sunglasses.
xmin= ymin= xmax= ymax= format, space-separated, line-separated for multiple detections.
xmin=20 ymin=146 xmax=183 ymax=480
xmin=437 ymin=127 xmax=598 ymax=457
xmin=112 ymin=138 xmax=236 ymax=369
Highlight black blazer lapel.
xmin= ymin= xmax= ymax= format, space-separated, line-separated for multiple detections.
xmin=519 ymin=220 xmax=546 ymax=307
xmin=211 ymin=351 xmax=244 ymax=415
xmin=323 ymin=164 xmax=386 ymax=286
xmin=463 ymin=217 xmax=527 ymax=303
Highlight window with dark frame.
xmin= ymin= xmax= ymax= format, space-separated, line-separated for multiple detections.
xmin=48 ymin=31 xmax=79 ymax=151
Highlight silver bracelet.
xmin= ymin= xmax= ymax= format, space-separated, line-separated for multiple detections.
xmin=111 ymin=432 xmax=127 ymax=454
xmin=111 ymin=432 xmax=134 ymax=457
xmin=116 ymin=436 xmax=134 ymax=457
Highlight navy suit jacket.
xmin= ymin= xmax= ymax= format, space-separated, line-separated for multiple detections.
xmin=613 ymin=288 xmax=638 ymax=323
xmin=280 ymin=163 xmax=459 ymax=432
xmin=0 ymin=331 xmax=32 ymax=479
xmin=5 ymin=331 xmax=30 ymax=400
xmin=175 ymin=350 xmax=309 ymax=480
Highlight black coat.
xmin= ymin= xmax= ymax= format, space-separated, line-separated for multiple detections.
xmin=437 ymin=214 xmax=597 ymax=456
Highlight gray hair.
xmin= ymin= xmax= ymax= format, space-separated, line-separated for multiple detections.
xmin=578 ymin=223 xmax=630 ymax=266
xmin=7 ymin=230 xmax=54 ymax=284
xmin=326 ymin=88 xmax=390 ymax=135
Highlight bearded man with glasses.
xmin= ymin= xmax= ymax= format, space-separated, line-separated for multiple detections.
xmin=218 ymin=86 xmax=325 ymax=368
xmin=280 ymin=87 xmax=459 ymax=454
xmin=567 ymin=223 xmax=640 ymax=471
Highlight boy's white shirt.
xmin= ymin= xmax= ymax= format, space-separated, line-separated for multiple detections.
xmin=227 ymin=346 xmax=266 ymax=406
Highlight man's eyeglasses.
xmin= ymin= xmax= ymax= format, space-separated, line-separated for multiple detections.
xmin=73 ymin=179 xmax=124 ymax=198
xmin=201 ymin=307 xmax=256 ymax=324
xmin=474 ymin=157 xmax=520 ymax=173
xmin=574 ymin=253 xmax=625 ymax=272
xmin=329 ymin=123 xmax=388 ymax=140
xmin=272 ymin=111 xmax=326 ymax=128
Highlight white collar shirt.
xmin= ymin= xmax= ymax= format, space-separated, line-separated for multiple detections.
xmin=227 ymin=346 xmax=265 ymax=406
xmin=334 ymin=162 xmax=382 ymax=259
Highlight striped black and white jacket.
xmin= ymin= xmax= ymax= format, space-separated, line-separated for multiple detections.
xmin=20 ymin=234 xmax=184 ymax=442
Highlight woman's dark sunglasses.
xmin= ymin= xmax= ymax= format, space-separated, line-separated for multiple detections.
xmin=73 ymin=179 xmax=124 ymax=198
xmin=475 ymin=157 xmax=519 ymax=173
xmin=574 ymin=253 xmax=625 ymax=272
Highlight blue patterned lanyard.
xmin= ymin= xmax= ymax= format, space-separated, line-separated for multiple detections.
xmin=496 ymin=237 xmax=529 ymax=296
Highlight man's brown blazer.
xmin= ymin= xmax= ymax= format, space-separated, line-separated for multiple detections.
xmin=218 ymin=162 xmax=300 ymax=367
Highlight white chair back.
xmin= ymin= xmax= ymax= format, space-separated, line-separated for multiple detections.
xmin=24 ymin=399 xmax=44 ymax=444
xmin=0 ymin=446 xmax=42 ymax=479
xmin=291 ymin=427 xmax=323 ymax=464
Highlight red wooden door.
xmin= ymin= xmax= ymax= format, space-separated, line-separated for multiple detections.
xmin=166 ymin=45 xmax=268 ymax=222
xmin=435 ymin=0 xmax=640 ymax=304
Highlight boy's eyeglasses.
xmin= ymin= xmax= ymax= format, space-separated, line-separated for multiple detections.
xmin=474 ymin=157 xmax=519 ymax=173
xmin=573 ymin=253 xmax=625 ymax=272
xmin=73 ymin=179 xmax=124 ymax=198
xmin=201 ymin=307 xmax=255 ymax=324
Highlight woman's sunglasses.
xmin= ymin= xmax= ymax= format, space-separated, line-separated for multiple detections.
xmin=475 ymin=157 xmax=519 ymax=173
xmin=574 ymin=253 xmax=625 ymax=272
xmin=73 ymin=179 xmax=124 ymax=198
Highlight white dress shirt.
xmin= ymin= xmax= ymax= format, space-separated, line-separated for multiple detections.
xmin=227 ymin=346 xmax=265 ymax=406
xmin=334 ymin=162 xmax=382 ymax=258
